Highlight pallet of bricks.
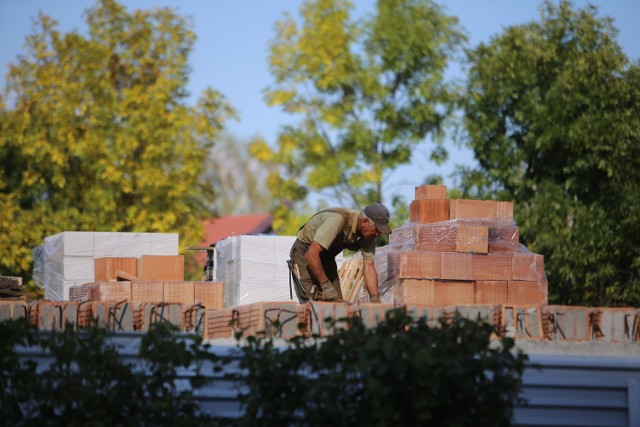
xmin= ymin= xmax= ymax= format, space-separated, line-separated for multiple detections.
xmin=206 ymin=300 xmax=413 ymax=340
xmin=60 ymin=255 xmax=224 ymax=336
xmin=380 ymin=184 xmax=546 ymax=339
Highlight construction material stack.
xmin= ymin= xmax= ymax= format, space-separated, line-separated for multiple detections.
xmin=383 ymin=184 xmax=547 ymax=307
xmin=214 ymin=235 xmax=301 ymax=307
xmin=25 ymin=231 xmax=224 ymax=336
xmin=16 ymin=202 xmax=640 ymax=345
xmin=66 ymin=254 xmax=223 ymax=335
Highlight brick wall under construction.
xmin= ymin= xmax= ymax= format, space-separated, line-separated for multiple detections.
xmin=5 ymin=186 xmax=637 ymax=346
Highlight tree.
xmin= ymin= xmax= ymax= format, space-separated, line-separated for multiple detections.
xmin=251 ymin=0 xmax=465 ymax=233
xmin=460 ymin=0 xmax=640 ymax=306
xmin=0 ymin=0 xmax=236 ymax=289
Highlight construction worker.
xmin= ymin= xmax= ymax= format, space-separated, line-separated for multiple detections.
xmin=289 ymin=203 xmax=392 ymax=303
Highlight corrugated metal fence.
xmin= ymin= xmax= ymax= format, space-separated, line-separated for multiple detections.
xmin=516 ymin=354 xmax=639 ymax=427
xmin=15 ymin=334 xmax=640 ymax=426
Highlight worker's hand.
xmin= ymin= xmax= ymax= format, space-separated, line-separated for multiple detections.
xmin=369 ymin=294 xmax=381 ymax=303
xmin=319 ymin=281 xmax=339 ymax=301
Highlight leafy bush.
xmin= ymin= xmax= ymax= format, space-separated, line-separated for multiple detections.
xmin=2 ymin=308 xmax=528 ymax=426
xmin=235 ymin=308 xmax=528 ymax=427
xmin=0 ymin=319 xmax=220 ymax=426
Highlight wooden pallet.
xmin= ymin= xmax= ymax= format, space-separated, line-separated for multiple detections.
xmin=339 ymin=255 xmax=365 ymax=302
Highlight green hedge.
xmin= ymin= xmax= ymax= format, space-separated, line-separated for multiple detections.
xmin=1 ymin=308 xmax=527 ymax=426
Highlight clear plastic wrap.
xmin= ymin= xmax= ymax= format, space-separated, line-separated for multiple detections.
xmin=383 ymin=217 xmax=547 ymax=306
xmin=215 ymin=235 xmax=304 ymax=307
xmin=32 ymin=231 xmax=179 ymax=301
xmin=390 ymin=218 xmax=520 ymax=253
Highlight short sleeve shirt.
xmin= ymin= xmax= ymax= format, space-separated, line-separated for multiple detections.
xmin=295 ymin=208 xmax=376 ymax=260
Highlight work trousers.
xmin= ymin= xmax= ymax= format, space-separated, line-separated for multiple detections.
xmin=289 ymin=239 xmax=343 ymax=303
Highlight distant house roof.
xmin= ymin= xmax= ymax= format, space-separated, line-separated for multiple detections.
xmin=201 ymin=212 xmax=273 ymax=246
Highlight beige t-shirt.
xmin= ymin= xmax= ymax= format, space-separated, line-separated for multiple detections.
xmin=296 ymin=208 xmax=376 ymax=260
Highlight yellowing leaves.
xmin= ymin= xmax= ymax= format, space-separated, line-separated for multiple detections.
xmin=265 ymin=89 xmax=296 ymax=107
xmin=306 ymin=157 xmax=341 ymax=188
xmin=0 ymin=1 xmax=238 ymax=284
xmin=249 ymin=140 xmax=275 ymax=162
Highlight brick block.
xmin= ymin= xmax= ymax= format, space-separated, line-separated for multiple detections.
xmin=456 ymin=225 xmax=488 ymax=253
xmin=472 ymin=253 xmax=512 ymax=281
xmin=137 ymin=255 xmax=184 ymax=281
xmin=496 ymin=201 xmax=514 ymax=218
xmin=259 ymin=301 xmax=309 ymax=338
xmin=353 ymin=303 xmax=399 ymax=329
xmin=398 ymin=279 xmax=434 ymax=304
xmin=455 ymin=304 xmax=502 ymax=332
xmin=78 ymin=300 xmax=134 ymax=331
xmin=0 ymin=301 xmax=28 ymax=321
xmin=488 ymin=224 xmax=520 ymax=252
xmin=508 ymin=280 xmax=548 ymax=306
xmin=433 ymin=280 xmax=475 ymax=305
xmin=131 ymin=281 xmax=163 ymax=303
xmin=233 ymin=301 xmax=310 ymax=339
xmin=389 ymin=222 xmax=418 ymax=249
xmin=414 ymin=184 xmax=447 ymax=200
xmin=589 ymin=307 xmax=640 ymax=343
xmin=163 ymin=281 xmax=195 ymax=305
xmin=94 ymin=257 xmax=138 ymax=281
xmin=36 ymin=301 xmax=79 ymax=331
xmin=414 ymin=223 xmax=456 ymax=252
xmin=512 ymin=252 xmax=545 ymax=282
xmin=449 ymin=199 xmax=498 ymax=219
xmin=542 ymin=305 xmax=590 ymax=342
xmin=449 ymin=199 xmax=514 ymax=220
xmin=90 ymin=281 xmax=132 ymax=302
xmin=139 ymin=302 xmax=184 ymax=332
xmin=409 ymin=199 xmax=450 ymax=223
xmin=183 ymin=304 xmax=207 ymax=337
xmin=441 ymin=252 xmax=472 ymax=280
xmin=69 ymin=283 xmax=92 ymax=302
xmin=501 ymin=305 xmax=544 ymax=339
xmin=399 ymin=251 xmax=441 ymax=279
xmin=406 ymin=304 xmax=457 ymax=328
xmin=400 ymin=279 xmax=474 ymax=305
xmin=205 ymin=307 xmax=236 ymax=339
xmin=308 ymin=301 xmax=356 ymax=336
xmin=475 ymin=280 xmax=508 ymax=305
xmin=194 ymin=281 xmax=224 ymax=310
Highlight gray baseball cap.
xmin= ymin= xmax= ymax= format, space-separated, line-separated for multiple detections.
xmin=364 ymin=203 xmax=392 ymax=235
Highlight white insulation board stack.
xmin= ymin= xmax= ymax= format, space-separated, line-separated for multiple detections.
xmin=215 ymin=235 xmax=344 ymax=307
xmin=32 ymin=232 xmax=179 ymax=301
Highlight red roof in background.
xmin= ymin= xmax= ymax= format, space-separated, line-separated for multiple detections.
xmin=201 ymin=212 xmax=273 ymax=246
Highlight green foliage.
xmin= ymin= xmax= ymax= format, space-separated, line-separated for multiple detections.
xmin=460 ymin=1 xmax=640 ymax=306
xmin=253 ymin=0 xmax=465 ymax=231
xmin=235 ymin=309 xmax=527 ymax=426
xmin=0 ymin=0 xmax=236 ymax=286
xmin=0 ymin=319 xmax=222 ymax=426
xmin=2 ymin=310 xmax=527 ymax=426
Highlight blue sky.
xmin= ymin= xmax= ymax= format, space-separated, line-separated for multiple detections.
xmin=1 ymin=1 xmax=638 ymax=208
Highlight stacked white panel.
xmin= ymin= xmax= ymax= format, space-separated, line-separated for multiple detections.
xmin=33 ymin=231 xmax=179 ymax=300
xmin=215 ymin=235 xmax=345 ymax=307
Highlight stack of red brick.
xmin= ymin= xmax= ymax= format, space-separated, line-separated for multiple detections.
xmin=4 ymin=255 xmax=225 ymax=335
xmin=203 ymin=300 xmax=640 ymax=344
xmin=385 ymin=185 xmax=547 ymax=306
xmin=3 ymin=298 xmax=639 ymax=344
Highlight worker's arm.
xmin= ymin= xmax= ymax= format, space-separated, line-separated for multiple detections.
xmin=362 ymin=258 xmax=379 ymax=297
xmin=304 ymin=241 xmax=329 ymax=284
